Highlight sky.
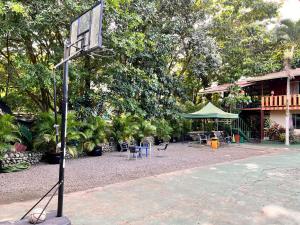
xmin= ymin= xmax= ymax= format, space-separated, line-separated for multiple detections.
xmin=280 ymin=0 xmax=300 ymax=21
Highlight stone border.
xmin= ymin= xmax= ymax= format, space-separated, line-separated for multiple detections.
xmin=0 ymin=152 xmax=43 ymax=169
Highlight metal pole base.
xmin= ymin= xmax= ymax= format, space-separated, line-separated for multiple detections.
xmin=1 ymin=211 xmax=71 ymax=225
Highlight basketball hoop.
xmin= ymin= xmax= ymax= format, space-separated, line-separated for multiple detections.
xmin=69 ymin=0 xmax=104 ymax=58
xmin=20 ymin=1 xmax=106 ymax=223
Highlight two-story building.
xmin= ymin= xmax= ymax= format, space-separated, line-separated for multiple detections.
xmin=201 ymin=68 xmax=300 ymax=142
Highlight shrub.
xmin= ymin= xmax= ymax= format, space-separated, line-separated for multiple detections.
xmin=32 ymin=112 xmax=83 ymax=157
xmin=153 ymin=119 xmax=172 ymax=142
xmin=81 ymin=116 xmax=108 ymax=152
xmin=266 ymin=122 xmax=285 ymax=141
xmin=32 ymin=112 xmax=58 ymax=153
xmin=19 ymin=124 xmax=33 ymax=150
xmin=0 ymin=115 xmax=21 ymax=158
xmin=170 ymin=117 xmax=192 ymax=140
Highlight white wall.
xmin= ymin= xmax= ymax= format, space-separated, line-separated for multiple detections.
xmin=270 ymin=110 xmax=300 ymax=135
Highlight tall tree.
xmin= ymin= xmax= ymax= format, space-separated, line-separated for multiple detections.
xmin=208 ymin=0 xmax=280 ymax=83
xmin=275 ymin=19 xmax=300 ymax=145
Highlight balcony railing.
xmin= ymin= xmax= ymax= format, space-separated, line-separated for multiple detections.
xmin=262 ymin=94 xmax=300 ymax=109
xmin=238 ymin=95 xmax=300 ymax=110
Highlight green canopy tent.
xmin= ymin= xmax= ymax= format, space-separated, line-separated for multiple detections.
xmin=183 ymin=102 xmax=239 ymax=133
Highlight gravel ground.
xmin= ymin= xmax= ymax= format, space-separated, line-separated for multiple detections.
xmin=0 ymin=143 xmax=285 ymax=205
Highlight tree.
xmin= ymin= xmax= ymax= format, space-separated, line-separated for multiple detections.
xmin=208 ymin=0 xmax=281 ymax=83
xmin=275 ymin=19 xmax=300 ymax=145
xmin=0 ymin=0 xmax=96 ymax=112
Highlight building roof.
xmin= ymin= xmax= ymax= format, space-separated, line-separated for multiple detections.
xmin=199 ymin=81 xmax=253 ymax=94
xmin=201 ymin=68 xmax=300 ymax=94
xmin=245 ymin=68 xmax=300 ymax=82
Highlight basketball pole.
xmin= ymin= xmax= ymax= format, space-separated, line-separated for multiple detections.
xmin=57 ymin=40 xmax=70 ymax=217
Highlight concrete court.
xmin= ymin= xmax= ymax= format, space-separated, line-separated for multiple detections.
xmin=1 ymin=150 xmax=300 ymax=225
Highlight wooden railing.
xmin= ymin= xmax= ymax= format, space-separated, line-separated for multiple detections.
xmin=261 ymin=94 xmax=300 ymax=109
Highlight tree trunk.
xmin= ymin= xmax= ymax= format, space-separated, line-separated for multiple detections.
xmin=284 ymin=45 xmax=295 ymax=146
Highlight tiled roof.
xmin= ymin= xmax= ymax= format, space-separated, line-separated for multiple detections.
xmin=200 ymin=68 xmax=300 ymax=94
xmin=245 ymin=68 xmax=300 ymax=82
xmin=199 ymin=81 xmax=253 ymax=94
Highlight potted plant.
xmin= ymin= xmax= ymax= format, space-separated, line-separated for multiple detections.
xmin=81 ymin=116 xmax=108 ymax=156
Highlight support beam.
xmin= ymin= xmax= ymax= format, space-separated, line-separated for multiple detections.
xmin=285 ymin=77 xmax=290 ymax=146
xmin=260 ymin=110 xmax=264 ymax=142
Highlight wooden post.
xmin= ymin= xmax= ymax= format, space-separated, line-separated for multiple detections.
xmin=285 ymin=77 xmax=290 ymax=146
xmin=260 ymin=110 xmax=264 ymax=142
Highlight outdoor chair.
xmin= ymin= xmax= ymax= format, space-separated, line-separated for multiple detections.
xmin=214 ymin=131 xmax=229 ymax=145
xmin=120 ymin=142 xmax=129 ymax=152
xmin=156 ymin=142 xmax=169 ymax=157
xmin=198 ymin=134 xmax=208 ymax=144
xmin=157 ymin=142 xmax=169 ymax=151
xmin=128 ymin=146 xmax=141 ymax=160
xmin=140 ymin=141 xmax=152 ymax=158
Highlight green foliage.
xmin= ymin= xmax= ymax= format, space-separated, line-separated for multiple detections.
xmin=111 ymin=113 xmax=138 ymax=142
xmin=132 ymin=119 xmax=156 ymax=143
xmin=32 ymin=112 xmax=57 ymax=153
xmin=170 ymin=117 xmax=192 ymax=139
xmin=19 ymin=124 xmax=33 ymax=150
xmin=209 ymin=0 xmax=281 ymax=83
xmin=223 ymin=85 xmax=251 ymax=112
xmin=81 ymin=116 xmax=108 ymax=152
xmin=153 ymin=119 xmax=172 ymax=142
xmin=266 ymin=122 xmax=285 ymax=141
xmin=0 ymin=114 xmax=20 ymax=157
xmin=32 ymin=111 xmax=83 ymax=156
xmin=111 ymin=113 xmax=156 ymax=143
xmin=0 ymin=162 xmax=30 ymax=173
xmin=275 ymin=19 xmax=300 ymax=69
xmin=0 ymin=0 xmax=295 ymax=127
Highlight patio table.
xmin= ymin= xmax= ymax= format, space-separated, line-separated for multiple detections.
xmin=128 ymin=145 xmax=150 ymax=158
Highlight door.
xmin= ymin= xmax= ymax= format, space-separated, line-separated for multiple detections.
xmin=291 ymin=81 xmax=299 ymax=95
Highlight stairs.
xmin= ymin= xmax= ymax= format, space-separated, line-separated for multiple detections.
xmin=232 ymin=118 xmax=253 ymax=142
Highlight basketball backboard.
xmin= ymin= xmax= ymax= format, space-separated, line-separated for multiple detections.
xmin=69 ymin=0 xmax=104 ymax=57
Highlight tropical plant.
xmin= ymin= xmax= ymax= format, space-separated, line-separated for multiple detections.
xmin=32 ymin=112 xmax=58 ymax=153
xmin=266 ymin=122 xmax=285 ymax=141
xmin=81 ymin=116 xmax=108 ymax=152
xmin=19 ymin=124 xmax=33 ymax=150
xmin=32 ymin=111 xmax=83 ymax=157
xmin=170 ymin=117 xmax=192 ymax=140
xmin=0 ymin=114 xmax=21 ymax=158
xmin=153 ymin=119 xmax=172 ymax=142
xmin=275 ymin=19 xmax=300 ymax=67
xmin=223 ymin=85 xmax=251 ymax=113
xmin=111 ymin=114 xmax=139 ymax=143
xmin=133 ymin=120 xmax=156 ymax=144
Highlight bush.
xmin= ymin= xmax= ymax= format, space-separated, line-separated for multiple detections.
xmin=278 ymin=132 xmax=297 ymax=144
xmin=153 ymin=119 xmax=172 ymax=142
xmin=111 ymin=114 xmax=156 ymax=144
xmin=32 ymin=112 xmax=57 ymax=153
xmin=170 ymin=117 xmax=192 ymax=140
xmin=266 ymin=122 xmax=285 ymax=141
xmin=32 ymin=112 xmax=84 ymax=157
xmin=0 ymin=115 xmax=21 ymax=158
xmin=81 ymin=116 xmax=108 ymax=152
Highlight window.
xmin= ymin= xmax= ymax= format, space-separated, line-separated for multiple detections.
xmin=292 ymin=114 xmax=300 ymax=129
